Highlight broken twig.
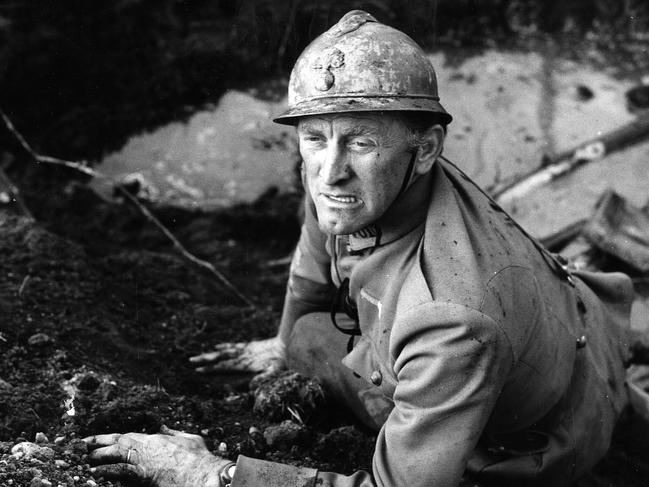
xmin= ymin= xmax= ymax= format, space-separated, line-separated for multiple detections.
xmin=18 ymin=275 xmax=31 ymax=297
xmin=0 ymin=108 xmax=255 ymax=308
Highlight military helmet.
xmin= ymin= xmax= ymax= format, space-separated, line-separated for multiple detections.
xmin=273 ymin=10 xmax=452 ymax=126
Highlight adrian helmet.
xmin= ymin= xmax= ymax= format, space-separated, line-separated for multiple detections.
xmin=273 ymin=10 xmax=452 ymax=126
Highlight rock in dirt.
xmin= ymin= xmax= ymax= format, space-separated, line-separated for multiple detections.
xmin=263 ymin=420 xmax=309 ymax=451
xmin=11 ymin=442 xmax=55 ymax=461
xmin=34 ymin=432 xmax=48 ymax=444
xmin=27 ymin=333 xmax=53 ymax=347
xmin=30 ymin=478 xmax=52 ymax=487
xmin=217 ymin=441 xmax=228 ymax=455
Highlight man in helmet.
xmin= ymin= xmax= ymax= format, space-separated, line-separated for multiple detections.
xmin=84 ymin=10 xmax=641 ymax=487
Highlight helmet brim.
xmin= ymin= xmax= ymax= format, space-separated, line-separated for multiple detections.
xmin=272 ymin=95 xmax=453 ymax=126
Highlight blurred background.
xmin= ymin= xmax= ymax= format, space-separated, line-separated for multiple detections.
xmin=0 ymin=0 xmax=646 ymax=158
xmin=0 ymin=1 xmax=646 ymax=217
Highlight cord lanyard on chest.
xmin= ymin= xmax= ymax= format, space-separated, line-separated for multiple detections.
xmin=330 ymin=237 xmax=361 ymax=352
xmin=330 ymin=277 xmax=361 ymax=353
xmin=327 ymin=151 xmax=415 ymax=353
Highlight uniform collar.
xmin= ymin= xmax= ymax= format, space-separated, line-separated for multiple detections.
xmin=347 ymin=171 xmax=433 ymax=253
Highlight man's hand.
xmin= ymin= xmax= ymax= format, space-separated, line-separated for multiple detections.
xmin=190 ymin=336 xmax=286 ymax=374
xmin=83 ymin=425 xmax=230 ymax=487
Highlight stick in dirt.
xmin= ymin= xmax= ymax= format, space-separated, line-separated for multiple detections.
xmin=0 ymin=108 xmax=255 ymax=309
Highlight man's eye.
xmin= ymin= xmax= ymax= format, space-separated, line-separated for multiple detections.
xmin=302 ymin=135 xmax=324 ymax=144
xmin=349 ymin=139 xmax=374 ymax=150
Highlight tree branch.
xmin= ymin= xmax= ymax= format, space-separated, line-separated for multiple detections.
xmin=1 ymin=108 xmax=256 ymax=309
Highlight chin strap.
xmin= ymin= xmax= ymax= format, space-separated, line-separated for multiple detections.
xmin=346 ymin=149 xmax=418 ymax=253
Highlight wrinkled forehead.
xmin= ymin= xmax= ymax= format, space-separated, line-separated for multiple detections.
xmin=296 ymin=112 xmax=406 ymax=136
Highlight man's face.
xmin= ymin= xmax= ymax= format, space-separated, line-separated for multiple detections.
xmin=297 ymin=113 xmax=413 ymax=235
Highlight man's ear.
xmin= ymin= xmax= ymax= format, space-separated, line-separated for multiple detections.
xmin=413 ymin=124 xmax=445 ymax=175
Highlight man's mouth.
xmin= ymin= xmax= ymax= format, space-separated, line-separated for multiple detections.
xmin=322 ymin=193 xmax=362 ymax=205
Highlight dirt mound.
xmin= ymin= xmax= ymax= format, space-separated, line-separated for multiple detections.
xmin=0 ymin=204 xmax=379 ymax=486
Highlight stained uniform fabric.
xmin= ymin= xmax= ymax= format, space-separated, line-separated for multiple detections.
xmin=231 ymin=159 xmax=633 ymax=487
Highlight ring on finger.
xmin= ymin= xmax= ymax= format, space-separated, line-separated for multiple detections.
xmin=126 ymin=448 xmax=133 ymax=464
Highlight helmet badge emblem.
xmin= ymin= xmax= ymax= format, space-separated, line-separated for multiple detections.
xmin=312 ymin=48 xmax=345 ymax=92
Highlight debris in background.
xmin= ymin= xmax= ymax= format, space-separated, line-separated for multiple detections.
xmin=491 ymin=113 xmax=649 ymax=206
xmin=556 ymin=236 xmax=597 ymax=270
xmin=539 ymin=219 xmax=587 ymax=251
xmin=581 ymin=190 xmax=649 ymax=272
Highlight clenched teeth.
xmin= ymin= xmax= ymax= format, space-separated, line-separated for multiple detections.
xmin=327 ymin=195 xmax=357 ymax=203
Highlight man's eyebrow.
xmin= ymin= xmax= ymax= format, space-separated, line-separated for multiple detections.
xmin=296 ymin=121 xmax=383 ymax=137
xmin=345 ymin=125 xmax=379 ymax=137
xmin=297 ymin=121 xmax=324 ymax=134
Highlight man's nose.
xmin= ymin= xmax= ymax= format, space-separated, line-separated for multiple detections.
xmin=320 ymin=143 xmax=350 ymax=185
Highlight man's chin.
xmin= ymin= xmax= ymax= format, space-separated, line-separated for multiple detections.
xmin=318 ymin=218 xmax=364 ymax=236
xmin=315 ymin=206 xmax=375 ymax=235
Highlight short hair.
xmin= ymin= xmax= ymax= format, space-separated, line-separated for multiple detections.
xmin=395 ymin=112 xmax=449 ymax=150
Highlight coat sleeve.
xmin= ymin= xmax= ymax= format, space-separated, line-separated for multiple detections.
xmin=370 ymin=303 xmax=514 ymax=486
xmin=232 ymin=303 xmax=514 ymax=487
xmin=277 ymin=192 xmax=334 ymax=345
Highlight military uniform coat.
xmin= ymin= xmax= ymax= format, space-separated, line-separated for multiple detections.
xmin=230 ymin=159 xmax=633 ymax=487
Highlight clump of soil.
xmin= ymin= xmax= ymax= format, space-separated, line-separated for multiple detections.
xmin=251 ymin=370 xmax=325 ymax=423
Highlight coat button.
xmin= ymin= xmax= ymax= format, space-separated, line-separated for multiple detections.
xmin=576 ymin=335 xmax=587 ymax=349
xmin=370 ymin=370 xmax=382 ymax=386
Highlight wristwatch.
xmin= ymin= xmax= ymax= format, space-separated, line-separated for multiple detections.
xmin=219 ymin=462 xmax=237 ymax=487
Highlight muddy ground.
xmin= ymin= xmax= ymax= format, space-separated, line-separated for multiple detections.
xmin=2 ymin=2 xmax=649 ymax=486
xmin=3 ymin=157 xmax=649 ymax=487
xmin=0 ymin=174 xmax=384 ymax=486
